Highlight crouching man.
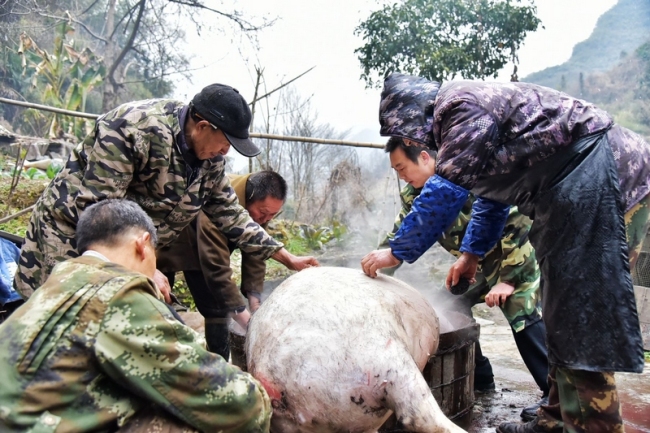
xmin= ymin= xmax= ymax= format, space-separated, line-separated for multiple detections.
xmin=0 ymin=199 xmax=270 ymax=433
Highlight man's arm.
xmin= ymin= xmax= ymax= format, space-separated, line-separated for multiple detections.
xmin=377 ymin=185 xmax=419 ymax=275
xmin=95 ymin=284 xmax=271 ymax=433
xmin=240 ymin=252 xmax=266 ymax=313
xmin=195 ymin=212 xmax=248 ymax=313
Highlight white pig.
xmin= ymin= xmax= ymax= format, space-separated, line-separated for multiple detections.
xmin=246 ymin=266 xmax=466 ymax=433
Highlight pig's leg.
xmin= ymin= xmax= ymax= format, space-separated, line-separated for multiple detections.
xmin=384 ymin=358 xmax=467 ymax=433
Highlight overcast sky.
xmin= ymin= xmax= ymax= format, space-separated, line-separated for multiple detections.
xmin=174 ymin=0 xmax=618 ymax=145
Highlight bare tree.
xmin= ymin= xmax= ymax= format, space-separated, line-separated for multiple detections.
xmin=271 ymin=87 xmax=358 ymax=223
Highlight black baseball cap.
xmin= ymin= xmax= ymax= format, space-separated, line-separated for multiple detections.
xmin=190 ymin=84 xmax=260 ymax=157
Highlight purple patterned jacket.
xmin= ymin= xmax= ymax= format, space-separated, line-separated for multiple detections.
xmin=381 ymin=74 xmax=650 ymax=262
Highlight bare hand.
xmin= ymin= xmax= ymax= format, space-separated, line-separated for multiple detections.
xmin=445 ymin=252 xmax=479 ymax=289
xmin=485 ymin=282 xmax=515 ymax=307
xmin=288 ymin=255 xmax=320 ymax=271
xmin=232 ymin=309 xmax=251 ymax=330
xmin=361 ymin=249 xmax=401 ymax=278
xmin=248 ymin=295 xmax=261 ymax=313
xmin=153 ymin=269 xmax=172 ymax=304
xmin=272 ymin=248 xmax=320 ymax=271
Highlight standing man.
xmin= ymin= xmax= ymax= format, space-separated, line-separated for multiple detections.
xmin=15 ymin=83 xmax=318 ymax=301
xmin=379 ymin=137 xmax=549 ymax=420
xmin=0 ymin=199 xmax=271 ymax=433
xmin=157 ymin=170 xmax=290 ymax=359
xmin=362 ymin=73 xmax=650 ymax=433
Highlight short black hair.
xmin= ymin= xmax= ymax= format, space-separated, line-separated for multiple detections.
xmin=76 ymin=199 xmax=158 ymax=254
xmin=246 ymin=170 xmax=288 ymax=204
xmin=384 ymin=136 xmax=437 ymax=164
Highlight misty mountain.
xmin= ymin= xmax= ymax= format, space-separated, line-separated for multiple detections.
xmin=523 ymin=0 xmax=650 ymax=89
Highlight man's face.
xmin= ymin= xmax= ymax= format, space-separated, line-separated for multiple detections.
xmin=247 ymin=197 xmax=284 ymax=225
xmin=389 ymin=146 xmax=436 ymax=189
xmin=189 ymin=121 xmax=231 ymax=160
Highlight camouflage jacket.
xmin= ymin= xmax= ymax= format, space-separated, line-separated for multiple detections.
xmin=0 ymin=256 xmax=271 ymax=433
xmin=380 ymin=185 xmax=541 ymax=331
xmin=157 ymin=173 xmax=267 ymax=313
xmin=33 ymin=98 xmax=281 ymax=255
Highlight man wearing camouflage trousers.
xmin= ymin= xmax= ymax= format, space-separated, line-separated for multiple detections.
xmin=0 ymin=199 xmax=271 ymax=433
xmin=14 ymin=83 xmax=318 ymax=301
xmin=379 ymin=137 xmax=549 ymax=420
xmin=361 ymin=73 xmax=650 ymax=433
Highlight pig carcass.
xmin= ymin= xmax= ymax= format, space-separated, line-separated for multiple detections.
xmin=246 ymin=266 xmax=466 ymax=433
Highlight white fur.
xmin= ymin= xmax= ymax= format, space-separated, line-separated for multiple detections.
xmin=246 ymin=267 xmax=466 ymax=433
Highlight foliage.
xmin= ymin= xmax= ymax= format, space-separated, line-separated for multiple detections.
xmin=18 ymin=22 xmax=105 ymax=140
xmin=354 ymin=0 xmax=541 ymax=86
xmin=0 ymin=156 xmax=47 ymax=237
xmin=170 ymin=275 xmax=196 ymax=312
xmin=267 ymin=219 xmax=348 ymax=252
xmin=645 ymin=351 xmax=650 ymax=363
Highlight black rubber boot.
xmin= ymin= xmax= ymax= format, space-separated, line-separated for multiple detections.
xmin=205 ymin=320 xmax=230 ymax=360
xmin=512 ymin=320 xmax=550 ymax=396
xmin=512 ymin=320 xmax=550 ymax=420
xmin=474 ymin=341 xmax=496 ymax=393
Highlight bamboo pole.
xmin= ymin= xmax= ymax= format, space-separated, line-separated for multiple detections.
xmin=0 ymin=205 xmax=35 ymax=224
xmin=249 ymin=133 xmax=384 ymax=149
xmin=0 ymin=97 xmax=98 ymax=119
xmin=0 ymin=97 xmax=385 ymax=149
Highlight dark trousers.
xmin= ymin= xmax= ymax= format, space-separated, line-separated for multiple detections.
xmin=163 ymin=271 xmax=231 ymax=360
xmin=475 ymin=319 xmax=549 ymax=396
xmin=512 ymin=320 xmax=550 ymax=396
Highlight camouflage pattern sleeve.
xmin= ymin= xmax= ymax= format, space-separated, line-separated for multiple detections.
xmin=54 ymin=105 xmax=155 ymax=219
xmin=493 ymin=209 xmax=538 ymax=290
xmin=95 ymin=288 xmax=272 ymax=433
xmin=201 ymin=172 xmax=282 ymax=261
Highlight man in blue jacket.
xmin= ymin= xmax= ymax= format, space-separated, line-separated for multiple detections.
xmin=362 ymin=73 xmax=650 ymax=433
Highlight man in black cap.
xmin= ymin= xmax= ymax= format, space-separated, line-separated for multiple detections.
xmin=15 ymin=83 xmax=319 ymax=302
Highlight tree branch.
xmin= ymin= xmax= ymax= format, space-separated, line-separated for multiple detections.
xmin=109 ymin=1 xmax=140 ymax=40
xmin=253 ymin=66 xmax=316 ymax=104
xmin=35 ymin=11 xmax=110 ymax=44
xmin=166 ymin=0 xmax=272 ymax=32
xmin=107 ymin=0 xmax=146 ymax=87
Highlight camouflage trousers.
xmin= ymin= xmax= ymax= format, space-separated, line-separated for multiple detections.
xmin=535 ymin=193 xmax=650 ymax=433
xmin=13 ymin=207 xmax=79 ymax=298
xmin=117 ymin=406 xmax=199 ymax=433
xmin=536 ymin=366 xmax=623 ymax=433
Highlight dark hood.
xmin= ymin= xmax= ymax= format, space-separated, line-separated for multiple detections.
xmin=379 ymin=73 xmax=441 ymax=150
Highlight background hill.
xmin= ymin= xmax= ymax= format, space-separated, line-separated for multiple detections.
xmin=522 ymin=0 xmax=650 ymax=138
xmin=524 ymin=0 xmax=650 ymax=88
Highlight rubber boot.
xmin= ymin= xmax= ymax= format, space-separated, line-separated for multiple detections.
xmin=513 ymin=320 xmax=550 ymax=420
xmin=512 ymin=320 xmax=550 ymax=395
xmin=204 ymin=319 xmax=231 ymax=360
xmin=474 ymin=341 xmax=495 ymax=393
